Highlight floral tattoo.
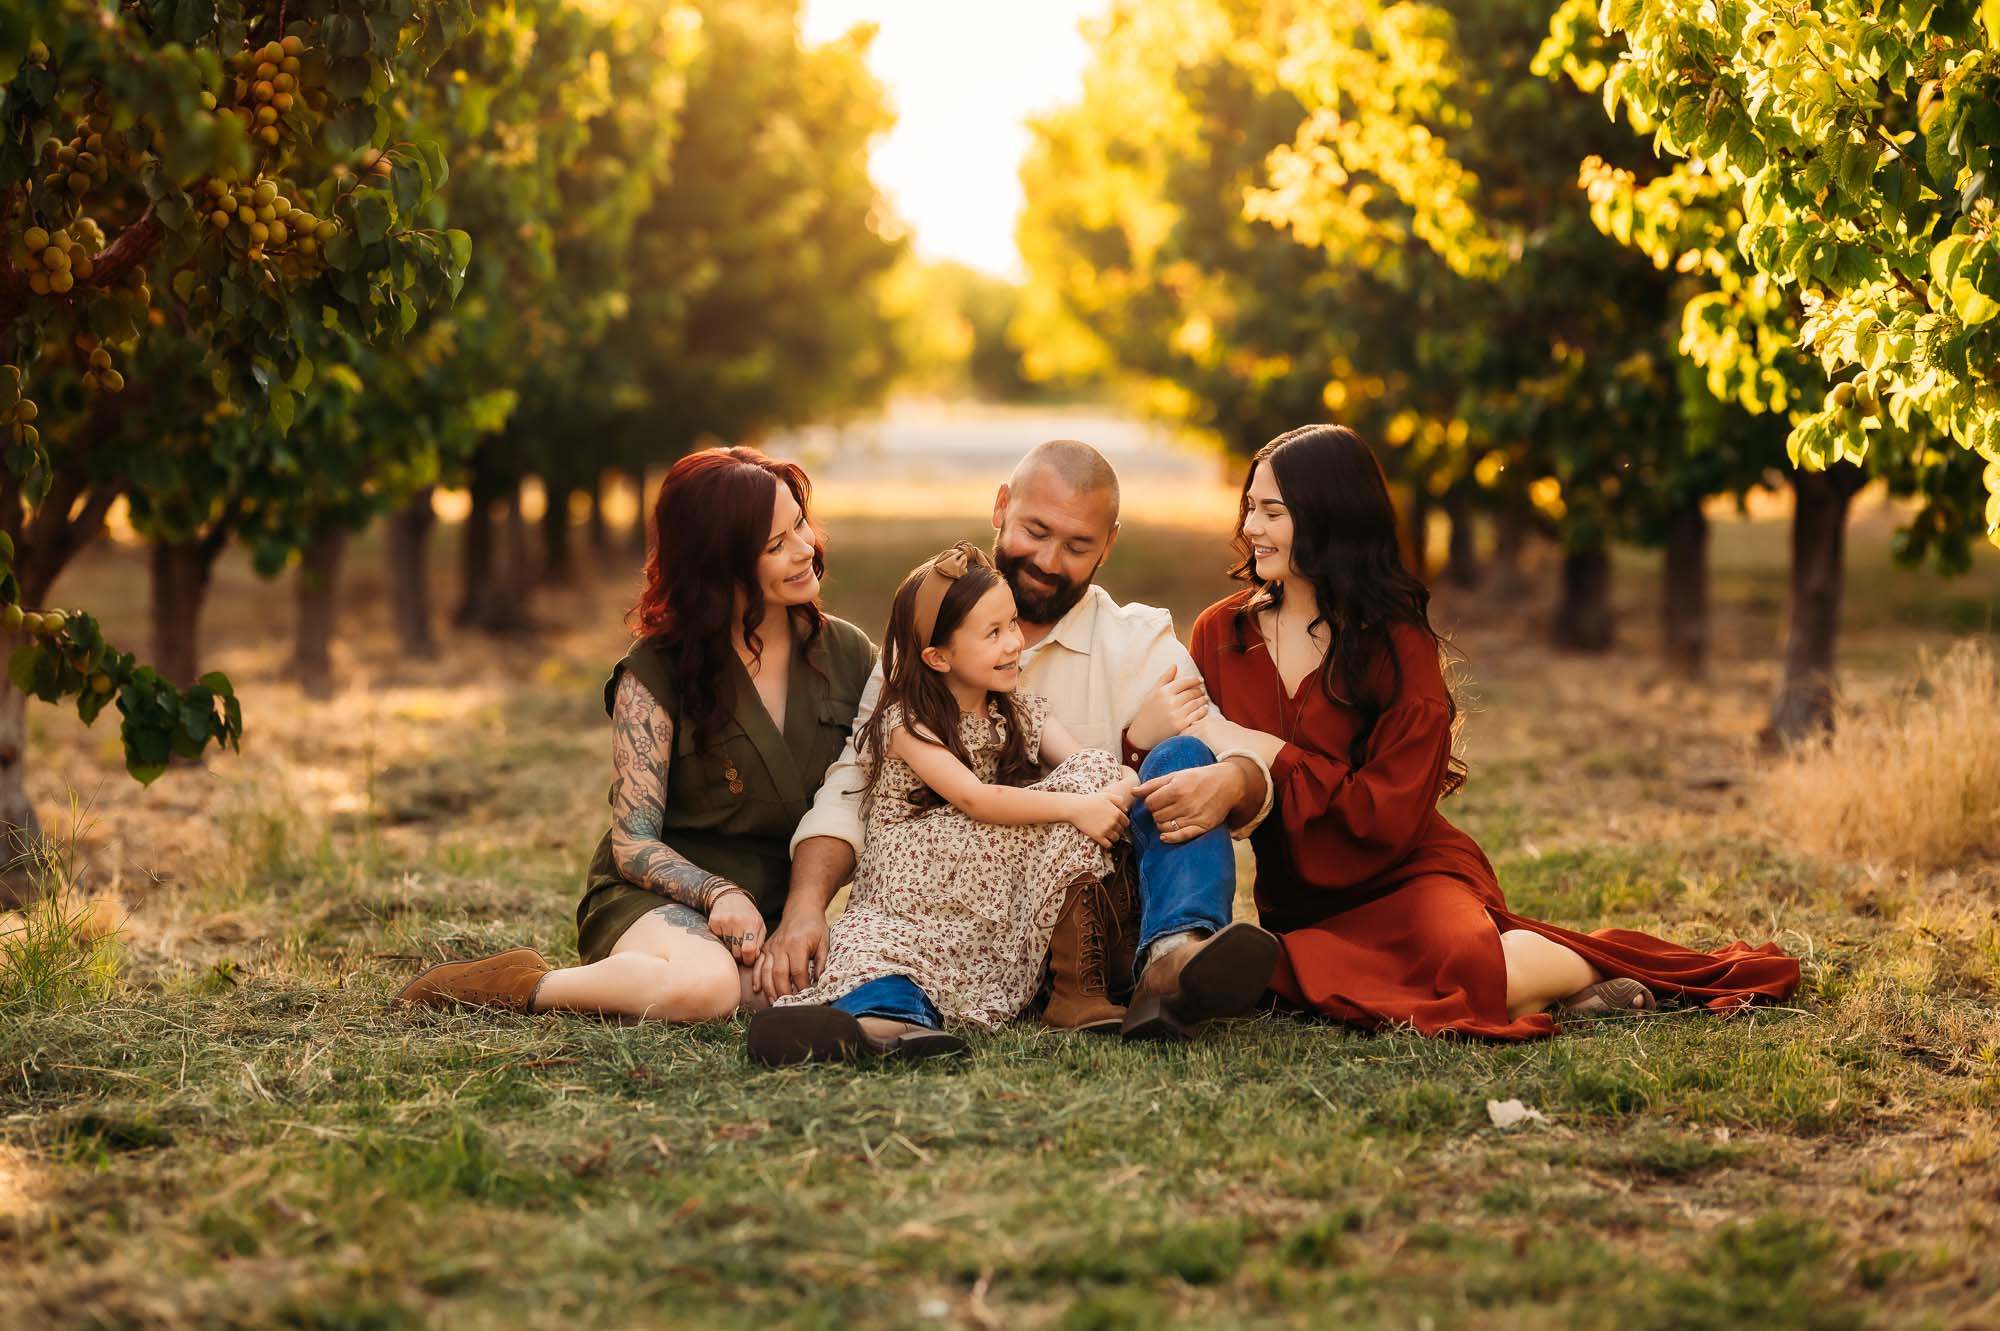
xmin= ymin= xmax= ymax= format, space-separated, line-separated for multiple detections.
xmin=609 ymin=671 xmax=736 ymax=913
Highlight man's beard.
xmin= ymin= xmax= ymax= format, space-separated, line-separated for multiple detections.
xmin=994 ymin=543 xmax=1096 ymax=626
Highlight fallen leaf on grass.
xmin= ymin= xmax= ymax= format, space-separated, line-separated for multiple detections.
xmin=1486 ymin=1099 xmax=1550 ymax=1129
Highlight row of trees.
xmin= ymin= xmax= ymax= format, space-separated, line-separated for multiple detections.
xmin=1017 ymin=0 xmax=1998 ymax=738
xmin=1 ymin=0 xmax=901 ymax=898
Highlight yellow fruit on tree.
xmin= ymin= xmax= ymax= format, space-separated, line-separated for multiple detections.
xmin=281 ymin=35 xmax=304 ymax=56
xmin=23 ymin=227 xmax=48 ymax=251
xmin=0 ymin=605 xmax=20 ymax=632
xmin=39 ymin=611 xmax=65 ymax=636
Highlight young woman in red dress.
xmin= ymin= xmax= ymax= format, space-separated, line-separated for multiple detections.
xmin=1184 ymin=424 xmax=1801 ymax=1039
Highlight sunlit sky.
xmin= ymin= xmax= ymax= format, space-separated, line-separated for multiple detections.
xmin=800 ymin=1 xmax=1110 ymax=278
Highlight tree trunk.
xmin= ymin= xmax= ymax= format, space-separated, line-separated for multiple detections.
xmin=1661 ymin=503 xmax=1710 ymax=678
xmin=541 ymin=482 xmax=576 ymax=586
xmin=458 ymin=445 xmax=536 ymax=631
xmin=1402 ymin=487 xmax=1432 ymax=582
xmin=586 ymin=472 xmax=609 ymax=556
xmin=0 ymin=652 xmax=41 ymax=908
xmin=387 ymin=489 xmax=438 ymax=660
xmin=0 ymin=454 xmax=118 ymax=905
xmin=289 ymin=526 xmax=347 ymax=700
xmin=629 ymin=467 xmax=652 ymax=557
xmin=456 ymin=453 xmax=536 ymax=635
xmin=1443 ymin=492 xmax=1480 ymax=588
xmin=1550 ymin=541 xmax=1614 ymax=652
xmin=150 ymin=536 xmax=222 ymax=687
xmin=1768 ymin=464 xmax=1867 ymax=744
xmin=1489 ymin=499 xmax=1532 ymax=601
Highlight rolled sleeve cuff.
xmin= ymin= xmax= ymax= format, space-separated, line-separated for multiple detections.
xmin=789 ymin=803 xmax=866 ymax=858
xmin=1215 ymin=746 xmax=1277 ymax=839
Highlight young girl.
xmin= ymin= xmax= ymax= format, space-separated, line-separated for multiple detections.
xmin=747 ymin=542 xmax=1138 ymax=1065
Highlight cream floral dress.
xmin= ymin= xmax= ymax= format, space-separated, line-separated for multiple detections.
xmin=778 ymin=691 xmax=1120 ymax=1028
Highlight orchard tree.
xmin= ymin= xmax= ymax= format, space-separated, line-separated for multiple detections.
xmin=1583 ymin=0 xmax=2000 ymax=526
xmin=0 ymin=1 xmax=471 ymax=894
xmin=1543 ymin=0 xmax=1997 ymax=732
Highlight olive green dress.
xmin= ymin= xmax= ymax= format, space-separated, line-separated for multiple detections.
xmin=574 ymin=616 xmax=875 ymax=964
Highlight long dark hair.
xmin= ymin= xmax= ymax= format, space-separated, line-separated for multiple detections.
xmin=1229 ymin=424 xmax=1466 ymax=796
xmin=854 ymin=542 xmax=1038 ymax=810
xmin=628 ymin=447 xmax=826 ymax=747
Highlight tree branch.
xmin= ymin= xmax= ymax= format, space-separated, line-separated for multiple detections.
xmin=88 ymin=206 xmax=162 ymax=291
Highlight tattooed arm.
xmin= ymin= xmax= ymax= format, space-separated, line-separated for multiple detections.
xmin=607 ymin=670 xmax=743 ymax=914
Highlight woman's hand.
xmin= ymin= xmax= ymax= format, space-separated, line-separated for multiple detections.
xmin=1066 ymin=792 xmax=1131 ymax=848
xmin=1126 ymin=667 xmax=1211 ymax=752
xmin=707 ymin=888 xmax=765 ymax=965
xmin=1106 ymin=767 xmax=1141 ymax=810
xmin=754 ymin=911 xmax=829 ymax=998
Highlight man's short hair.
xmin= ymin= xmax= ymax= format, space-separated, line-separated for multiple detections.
xmin=1010 ymin=439 xmax=1120 ymax=525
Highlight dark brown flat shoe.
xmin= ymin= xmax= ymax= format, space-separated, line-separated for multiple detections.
xmin=748 ymin=1005 xmax=869 ymax=1066
xmin=747 ymin=1006 xmax=968 ymax=1066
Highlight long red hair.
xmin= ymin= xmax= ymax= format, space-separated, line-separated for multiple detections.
xmin=629 ymin=447 xmax=827 ymax=747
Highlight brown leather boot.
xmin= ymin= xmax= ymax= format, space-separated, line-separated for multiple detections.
xmin=393 ymin=947 xmax=551 ymax=1013
xmin=1042 ymin=877 xmax=1125 ymax=1034
xmin=1102 ymin=848 xmax=1141 ymax=1003
xmin=1119 ymin=922 xmax=1280 ymax=1040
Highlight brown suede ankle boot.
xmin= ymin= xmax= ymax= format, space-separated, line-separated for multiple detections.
xmin=393 ymin=947 xmax=551 ymax=1013
xmin=1043 ymin=878 xmax=1126 ymax=1033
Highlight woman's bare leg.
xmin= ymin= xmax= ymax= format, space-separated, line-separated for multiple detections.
xmin=1500 ymin=928 xmax=1637 ymax=1019
xmin=532 ymin=909 xmax=745 ymax=1022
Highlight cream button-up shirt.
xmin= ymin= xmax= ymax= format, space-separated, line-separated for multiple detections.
xmin=791 ymin=584 xmax=1198 ymax=856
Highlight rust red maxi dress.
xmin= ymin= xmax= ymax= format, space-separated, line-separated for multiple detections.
xmin=1190 ymin=593 xmax=1800 ymax=1040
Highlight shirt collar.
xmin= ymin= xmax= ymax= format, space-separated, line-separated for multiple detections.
xmin=1026 ymin=584 xmax=1104 ymax=658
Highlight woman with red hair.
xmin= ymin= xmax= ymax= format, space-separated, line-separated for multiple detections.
xmin=395 ymin=447 xmax=875 ymax=1021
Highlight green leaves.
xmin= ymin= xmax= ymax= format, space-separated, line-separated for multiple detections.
xmin=1575 ymin=0 xmax=2000 ymax=546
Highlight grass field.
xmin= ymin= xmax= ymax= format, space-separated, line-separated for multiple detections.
xmin=4 ymin=482 xmax=1999 ymax=1330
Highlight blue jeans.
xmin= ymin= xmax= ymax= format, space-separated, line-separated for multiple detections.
xmin=830 ymin=974 xmax=942 ymax=1029
xmin=1132 ymin=735 xmax=1238 ymax=961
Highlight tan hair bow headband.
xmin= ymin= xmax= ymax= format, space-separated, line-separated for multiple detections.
xmin=913 ymin=542 xmax=982 ymax=646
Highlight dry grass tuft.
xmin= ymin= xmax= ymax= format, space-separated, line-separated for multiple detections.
xmin=1760 ymin=638 xmax=2000 ymax=869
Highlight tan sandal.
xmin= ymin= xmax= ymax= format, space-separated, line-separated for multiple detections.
xmin=1553 ymin=976 xmax=1657 ymax=1018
